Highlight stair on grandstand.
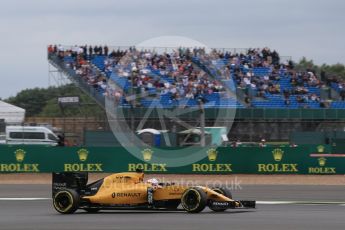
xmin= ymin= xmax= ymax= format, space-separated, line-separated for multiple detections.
xmin=48 ymin=54 xmax=106 ymax=108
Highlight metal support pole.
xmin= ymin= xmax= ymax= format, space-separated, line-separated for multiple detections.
xmin=199 ymin=100 xmax=205 ymax=147
xmin=130 ymin=69 xmax=135 ymax=146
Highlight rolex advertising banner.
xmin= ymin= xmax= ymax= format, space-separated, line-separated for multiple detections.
xmin=0 ymin=145 xmax=344 ymax=174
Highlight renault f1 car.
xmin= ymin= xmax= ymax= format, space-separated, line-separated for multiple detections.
xmin=52 ymin=171 xmax=255 ymax=214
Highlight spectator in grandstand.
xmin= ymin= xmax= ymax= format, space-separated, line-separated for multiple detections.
xmin=307 ymin=72 xmax=320 ymax=87
xmin=319 ymin=100 xmax=330 ymax=108
xmin=57 ymin=44 xmax=64 ymax=52
xmin=52 ymin=44 xmax=345 ymax=110
xmin=289 ymin=142 xmax=298 ymax=147
xmin=244 ymin=96 xmax=251 ymax=104
xmin=231 ymin=139 xmax=241 ymax=147
xmin=268 ymin=84 xmax=280 ymax=94
xmin=302 ymin=94 xmax=309 ymax=103
xmin=93 ymin=46 xmax=99 ymax=55
xmin=88 ymin=45 xmax=93 ymax=56
xmin=48 ymin=45 xmax=54 ymax=54
xmin=259 ymin=138 xmax=267 ymax=147
xmin=283 ymin=89 xmax=290 ymax=98
xmin=185 ymin=90 xmax=194 ymax=99
xmin=256 ymin=86 xmax=267 ymax=98
xmin=290 ymin=75 xmax=297 ymax=87
xmin=104 ymin=45 xmax=109 ymax=56
xmin=340 ymin=88 xmax=345 ymax=101
xmin=309 ymin=93 xmax=320 ymax=102
xmin=292 ymin=86 xmax=308 ymax=94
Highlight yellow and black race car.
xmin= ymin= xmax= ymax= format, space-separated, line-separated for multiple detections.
xmin=52 ymin=171 xmax=255 ymax=214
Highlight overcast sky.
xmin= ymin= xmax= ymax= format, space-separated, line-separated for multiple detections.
xmin=0 ymin=0 xmax=344 ymax=99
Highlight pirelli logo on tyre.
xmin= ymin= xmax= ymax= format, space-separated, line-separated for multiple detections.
xmin=0 ymin=149 xmax=40 ymax=172
xmin=63 ymin=149 xmax=103 ymax=172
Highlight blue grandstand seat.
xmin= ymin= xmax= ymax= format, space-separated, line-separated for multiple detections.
xmin=55 ymin=50 xmax=345 ymax=110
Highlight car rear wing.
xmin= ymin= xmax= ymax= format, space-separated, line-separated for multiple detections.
xmin=52 ymin=172 xmax=88 ymax=196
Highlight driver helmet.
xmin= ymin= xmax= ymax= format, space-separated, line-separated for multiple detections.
xmin=147 ymin=178 xmax=159 ymax=186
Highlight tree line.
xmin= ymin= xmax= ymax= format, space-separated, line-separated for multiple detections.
xmin=5 ymin=84 xmax=105 ymax=118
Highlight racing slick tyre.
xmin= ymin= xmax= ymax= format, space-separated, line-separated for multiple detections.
xmin=84 ymin=208 xmax=100 ymax=213
xmin=209 ymin=187 xmax=232 ymax=212
xmin=181 ymin=187 xmax=207 ymax=213
xmin=53 ymin=189 xmax=79 ymax=214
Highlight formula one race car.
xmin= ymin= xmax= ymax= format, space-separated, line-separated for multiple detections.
xmin=52 ymin=171 xmax=255 ymax=214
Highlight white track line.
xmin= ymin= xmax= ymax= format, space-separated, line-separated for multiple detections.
xmin=0 ymin=198 xmax=50 ymax=201
xmin=257 ymin=201 xmax=345 ymax=205
xmin=257 ymin=201 xmax=296 ymax=204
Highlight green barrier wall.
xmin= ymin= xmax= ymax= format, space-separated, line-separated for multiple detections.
xmin=119 ymin=108 xmax=345 ymax=120
xmin=0 ymin=145 xmax=344 ymax=174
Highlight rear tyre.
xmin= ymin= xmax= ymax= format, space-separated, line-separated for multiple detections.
xmin=53 ymin=189 xmax=79 ymax=214
xmin=209 ymin=187 xmax=232 ymax=212
xmin=180 ymin=187 xmax=207 ymax=213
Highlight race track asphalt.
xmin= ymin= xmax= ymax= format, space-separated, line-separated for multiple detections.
xmin=0 ymin=184 xmax=344 ymax=230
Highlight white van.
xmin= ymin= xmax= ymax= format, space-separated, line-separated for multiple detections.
xmin=5 ymin=126 xmax=59 ymax=146
xmin=0 ymin=134 xmax=5 ymax=144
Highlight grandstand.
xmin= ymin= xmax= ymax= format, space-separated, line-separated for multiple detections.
xmin=47 ymin=45 xmax=345 ymax=144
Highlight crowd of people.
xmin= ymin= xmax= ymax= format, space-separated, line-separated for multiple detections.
xmin=112 ymin=47 xmax=228 ymax=104
xmin=48 ymin=45 xmax=113 ymax=97
xmin=327 ymin=76 xmax=345 ymax=101
xmin=48 ymin=44 xmax=127 ymax=59
xmin=48 ymin=44 xmax=345 ymax=108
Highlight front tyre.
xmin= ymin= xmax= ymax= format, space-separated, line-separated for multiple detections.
xmin=181 ymin=187 xmax=207 ymax=213
xmin=53 ymin=189 xmax=79 ymax=214
xmin=209 ymin=187 xmax=232 ymax=212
